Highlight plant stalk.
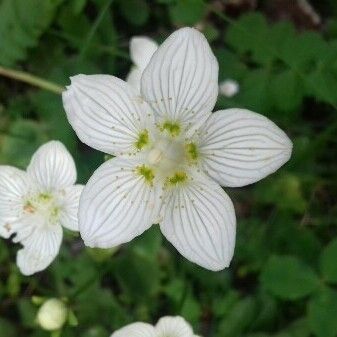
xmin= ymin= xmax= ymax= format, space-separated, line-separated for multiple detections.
xmin=0 ymin=66 xmax=64 ymax=95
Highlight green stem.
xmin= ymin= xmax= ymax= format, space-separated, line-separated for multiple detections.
xmin=79 ymin=0 xmax=114 ymax=58
xmin=0 ymin=66 xmax=64 ymax=94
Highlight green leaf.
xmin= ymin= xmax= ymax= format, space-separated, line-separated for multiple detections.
xmin=1 ymin=119 xmax=49 ymax=168
xmin=169 ymin=0 xmax=206 ymax=26
xmin=261 ymin=255 xmax=319 ymax=300
xmin=226 ymin=13 xmax=273 ymax=65
xmin=217 ymin=297 xmax=257 ymax=337
xmin=270 ymin=70 xmax=304 ymax=113
xmin=320 ymin=238 xmax=337 ymax=284
xmin=0 ymin=0 xmax=62 ymax=66
xmin=239 ymin=69 xmax=273 ymax=114
xmin=308 ymin=288 xmax=337 ymax=337
xmin=118 ymin=0 xmax=149 ymax=26
xmin=0 ymin=318 xmax=16 ymax=337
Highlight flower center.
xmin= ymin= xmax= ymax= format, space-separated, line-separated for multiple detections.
xmin=146 ymin=135 xmax=186 ymax=177
xmin=23 ymin=192 xmax=61 ymax=226
xmin=135 ymin=122 xmax=200 ymax=186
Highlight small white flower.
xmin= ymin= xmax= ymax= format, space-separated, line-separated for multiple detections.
xmin=0 ymin=141 xmax=83 ymax=275
xmin=63 ymin=27 xmax=292 ymax=271
xmin=126 ymin=36 xmax=158 ymax=93
xmin=219 ymin=79 xmax=239 ymax=97
xmin=37 ymin=298 xmax=68 ymax=331
xmin=111 ymin=316 xmax=200 ymax=337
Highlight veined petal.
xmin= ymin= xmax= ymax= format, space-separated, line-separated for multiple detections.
xmin=63 ymin=74 xmax=154 ymax=156
xmin=130 ymin=36 xmax=158 ymax=70
xmin=155 ymin=316 xmax=194 ymax=337
xmin=111 ymin=323 xmax=156 ymax=337
xmin=0 ymin=166 xmax=31 ymax=238
xmin=59 ymin=184 xmax=84 ymax=231
xmin=160 ymin=170 xmax=236 ymax=271
xmin=126 ymin=66 xmax=143 ymax=93
xmin=79 ymin=157 xmax=161 ymax=248
xmin=198 ymin=109 xmax=293 ymax=187
xmin=141 ymin=27 xmax=218 ymax=134
xmin=15 ymin=219 xmax=63 ymax=275
xmin=27 ymin=141 xmax=77 ymax=191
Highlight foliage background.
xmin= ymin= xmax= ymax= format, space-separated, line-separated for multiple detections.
xmin=1 ymin=0 xmax=337 ymax=336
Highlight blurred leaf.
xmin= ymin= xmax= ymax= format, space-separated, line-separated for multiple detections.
xmin=308 ymin=288 xmax=337 ymax=337
xmin=270 ymin=70 xmax=304 ymax=113
xmin=114 ymin=251 xmax=161 ymax=301
xmin=0 ymin=318 xmax=16 ymax=337
xmin=226 ymin=13 xmax=272 ymax=65
xmin=1 ymin=119 xmax=48 ymax=168
xmin=6 ymin=266 xmax=21 ymax=298
xmin=83 ymin=326 xmax=109 ymax=337
xmin=0 ymin=0 xmax=62 ymax=66
xmin=169 ymin=0 xmax=206 ymax=25
xmin=180 ymin=290 xmax=201 ymax=325
xmin=118 ymin=0 xmax=149 ymax=26
xmin=217 ymin=297 xmax=257 ymax=337
xmin=320 ymin=238 xmax=337 ymax=284
xmin=255 ymin=174 xmax=307 ymax=214
xmin=261 ymin=255 xmax=319 ymax=300
xmin=18 ymin=298 xmax=37 ymax=328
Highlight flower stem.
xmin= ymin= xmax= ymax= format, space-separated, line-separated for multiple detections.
xmin=0 ymin=66 xmax=64 ymax=95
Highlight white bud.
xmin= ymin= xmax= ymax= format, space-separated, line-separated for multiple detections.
xmin=37 ymin=298 xmax=67 ymax=331
xmin=219 ymin=79 xmax=239 ymax=97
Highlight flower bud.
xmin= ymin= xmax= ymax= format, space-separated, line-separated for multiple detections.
xmin=37 ymin=298 xmax=67 ymax=331
xmin=219 ymin=79 xmax=239 ymax=97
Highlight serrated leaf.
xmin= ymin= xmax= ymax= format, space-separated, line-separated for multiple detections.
xmin=320 ymin=238 xmax=337 ymax=284
xmin=261 ymin=255 xmax=319 ymax=300
xmin=0 ymin=0 xmax=62 ymax=66
xmin=308 ymin=288 xmax=337 ymax=337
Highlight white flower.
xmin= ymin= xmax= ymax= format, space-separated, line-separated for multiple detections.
xmin=0 ymin=141 xmax=83 ymax=275
xmin=111 ymin=316 xmax=200 ymax=337
xmin=126 ymin=36 xmax=158 ymax=93
xmin=219 ymin=79 xmax=239 ymax=97
xmin=37 ymin=298 xmax=68 ymax=331
xmin=62 ymin=27 xmax=292 ymax=271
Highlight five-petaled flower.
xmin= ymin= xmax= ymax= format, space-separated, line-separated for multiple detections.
xmin=0 ymin=141 xmax=83 ymax=275
xmin=63 ymin=27 xmax=292 ymax=271
xmin=110 ymin=316 xmax=200 ymax=337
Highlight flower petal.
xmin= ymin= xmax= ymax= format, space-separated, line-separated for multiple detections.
xmin=130 ymin=36 xmax=158 ymax=70
xmin=141 ymin=27 xmax=218 ymax=133
xmin=16 ymin=219 xmax=63 ymax=275
xmin=59 ymin=184 xmax=84 ymax=231
xmin=27 ymin=141 xmax=77 ymax=191
xmin=63 ymin=74 xmax=154 ymax=156
xmin=160 ymin=171 xmax=236 ymax=271
xmin=0 ymin=166 xmax=31 ymax=238
xmin=198 ymin=109 xmax=293 ymax=187
xmin=155 ymin=316 xmax=194 ymax=337
xmin=126 ymin=66 xmax=142 ymax=93
xmin=79 ymin=157 xmax=161 ymax=248
xmin=111 ymin=323 xmax=156 ymax=337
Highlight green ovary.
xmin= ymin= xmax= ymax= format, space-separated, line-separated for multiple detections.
xmin=160 ymin=121 xmax=181 ymax=137
xmin=186 ymin=142 xmax=199 ymax=161
xmin=137 ymin=165 xmax=155 ymax=185
xmin=135 ymin=130 xmax=149 ymax=150
xmin=166 ymin=171 xmax=188 ymax=185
